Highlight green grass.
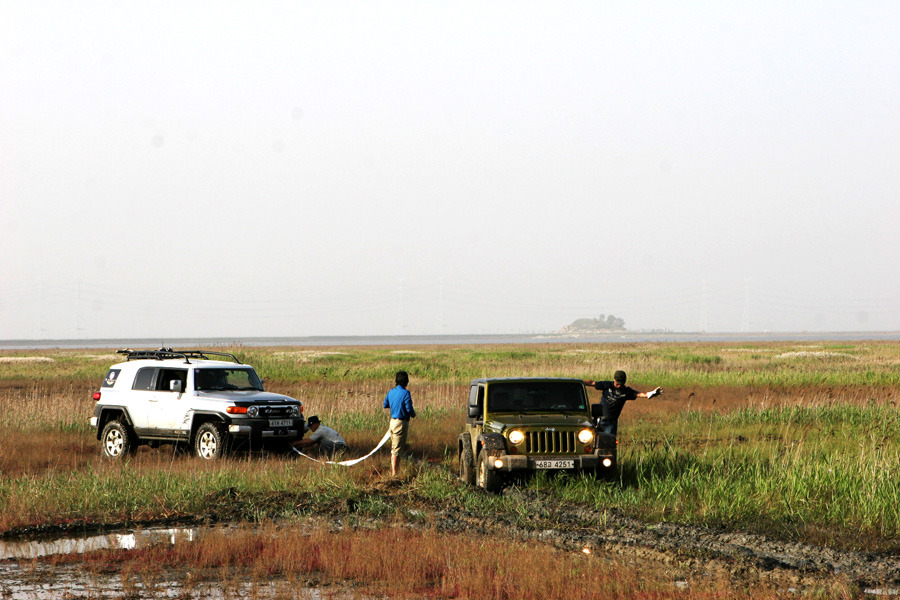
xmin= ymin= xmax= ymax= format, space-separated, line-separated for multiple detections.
xmin=3 ymin=341 xmax=899 ymax=387
xmin=538 ymin=404 xmax=900 ymax=549
xmin=1 ymin=341 xmax=899 ymax=553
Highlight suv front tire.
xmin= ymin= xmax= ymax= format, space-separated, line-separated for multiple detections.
xmin=195 ymin=422 xmax=230 ymax=460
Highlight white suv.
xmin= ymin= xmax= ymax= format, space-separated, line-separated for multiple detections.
xmin=90 ymin=349 xmax=304 ymax=460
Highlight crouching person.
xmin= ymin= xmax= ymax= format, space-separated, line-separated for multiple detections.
xmin=293 ymin=415 xmax=348 ymax=459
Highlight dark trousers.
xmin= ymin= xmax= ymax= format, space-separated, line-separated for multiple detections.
xmin=598 ymin=419 xmax=618 ymax=437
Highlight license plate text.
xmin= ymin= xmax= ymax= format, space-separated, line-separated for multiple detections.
xmin=535 ymin=459 xmax=574 ymax=469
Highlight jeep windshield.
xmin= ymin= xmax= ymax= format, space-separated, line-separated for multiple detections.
xmin=194 ymin=368 xmax=264 ymax=391
xmin=486 ymin=381 xmax=587 ymax=412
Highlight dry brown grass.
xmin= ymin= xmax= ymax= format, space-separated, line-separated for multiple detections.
xmin=1 ymin=374 xmax=894 ymax=479
xmin=60 ymin=523 xmax=854 ymax=599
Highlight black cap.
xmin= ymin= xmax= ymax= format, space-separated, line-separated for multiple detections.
xmin=307 ymin=415 xmax=320 ymax=425
xmin=614 ymin=370 xmax=627 ymax=383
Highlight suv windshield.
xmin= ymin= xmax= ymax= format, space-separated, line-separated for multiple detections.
xmin=487 ymin=381 xmax=587 ymax=412
xmin=194 ymin=368 xmax=263 ymax=391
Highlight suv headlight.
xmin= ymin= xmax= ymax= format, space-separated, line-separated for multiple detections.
xmin=508 ymin=429 xmax=525 ymax=445
xmin=247 ymin=406 xmax=259 ymax=418
xmin=290 ymin=405 xmax=300 ymax=417
xmin=578 ymin=429 xmax=594 ymax=445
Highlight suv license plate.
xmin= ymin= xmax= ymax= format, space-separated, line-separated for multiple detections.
xmin=269 ymin=419 xmax=292 ymax=428
xmin=535 ymin=459 xmax=574 ymax=469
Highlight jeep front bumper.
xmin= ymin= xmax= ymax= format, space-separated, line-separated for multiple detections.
xmin=490 ymin=454 xmax=605 ymax=472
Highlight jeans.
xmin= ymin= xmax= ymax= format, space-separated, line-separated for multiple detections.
xmin=598 ymin=419 xmax=618 ymax=437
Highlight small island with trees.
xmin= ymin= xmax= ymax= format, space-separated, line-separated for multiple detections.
xmin=558 ymin=314 xmax=626 ymax=333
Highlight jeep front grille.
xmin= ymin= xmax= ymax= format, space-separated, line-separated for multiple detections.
xmin=525 ymin=430 xmax=577 ymax=454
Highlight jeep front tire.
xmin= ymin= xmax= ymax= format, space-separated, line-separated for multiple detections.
xmin=101 ymin=419 xmax=137 ymax=460
xmin=195 ymin=422 xmax=231 ymax=460
xmin=476 ymin=448 xmax=502 ymax=493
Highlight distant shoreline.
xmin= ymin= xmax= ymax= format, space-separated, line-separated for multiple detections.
xmin=2 ymin=331 xmax=898 ymax=350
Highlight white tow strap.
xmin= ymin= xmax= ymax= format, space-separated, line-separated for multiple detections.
xmin=292 ymin=429 xmax=392 ymax=466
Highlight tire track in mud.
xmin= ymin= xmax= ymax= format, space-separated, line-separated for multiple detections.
xmin=330 ymin=477 xmax=894 ymax=593
xmin=420 ymin=487 xmax=900 ymax=593
xmin=4 ymin=482 xmax=899 ymax=593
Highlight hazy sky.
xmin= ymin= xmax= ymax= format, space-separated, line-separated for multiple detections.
xmin=2 ymin=1 xmax=898 ymax=340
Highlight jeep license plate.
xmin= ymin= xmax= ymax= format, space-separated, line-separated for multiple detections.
xmin=535 ymin=459 xmax=574 ymax=469
xmin=269 ymin=419 xmax=292 ymax=428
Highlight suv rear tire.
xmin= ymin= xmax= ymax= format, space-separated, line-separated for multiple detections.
xmin=195 ymin=422 xmax=231 ymax=460
xmin=101 ymin=419 xmax=137 ymax=460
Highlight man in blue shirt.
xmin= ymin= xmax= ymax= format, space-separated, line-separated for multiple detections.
xmin=383 ymin=370 xmax=416 ymax=476
xmin=584 ymin=370 xmax=662 ymax=437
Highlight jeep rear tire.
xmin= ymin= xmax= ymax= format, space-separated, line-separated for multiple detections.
xmin=195 ymin=422 xmax=231 ymax=460
xmin=101 ymin=419 xmax=137 ymax=460
xmin=459 ymin=434 xmax=475 ymax=486
xmin=476 ymin=448 xmax=502 ymax=493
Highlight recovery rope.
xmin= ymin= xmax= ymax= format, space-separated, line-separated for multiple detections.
xmin=292 ymin=429 xmax=391 ymax=466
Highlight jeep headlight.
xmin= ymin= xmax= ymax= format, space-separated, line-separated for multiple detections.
xmin=508 ymin=429 xmax=525 ymax=445
xmin=247 ymin=405 xmax=259 ymax=418
xmin=578 ymin=429 xmax=594 ymax=445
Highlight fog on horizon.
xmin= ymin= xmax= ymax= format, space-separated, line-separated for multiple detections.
xmin=2 ymin=2 xmax=898 ymax=340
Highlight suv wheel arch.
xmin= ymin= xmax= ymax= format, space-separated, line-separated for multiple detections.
xmin=96 ymin=407 xmax=136 ymax=440
xmin=477 ymin=432 xmax=506 ymax=453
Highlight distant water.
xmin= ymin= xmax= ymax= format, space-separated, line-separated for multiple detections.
xmin=2 ymin=331 xmax=898 ymax=350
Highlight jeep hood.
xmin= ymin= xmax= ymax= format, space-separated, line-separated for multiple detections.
xmin=486 ymin=414 xmax=593 ymax=429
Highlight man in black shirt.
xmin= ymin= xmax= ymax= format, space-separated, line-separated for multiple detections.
xmin=584 ymin=370 xmax=662 ymax=436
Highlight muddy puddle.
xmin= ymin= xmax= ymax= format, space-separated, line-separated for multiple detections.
xmin=1 ymin=524 xmax=898 ymax=598
xmin=0 ymin=526 xmax=364 ymax=599
xmin=0 ymin=526 xmax=199 ymax=561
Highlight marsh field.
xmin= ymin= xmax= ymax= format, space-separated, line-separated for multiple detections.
xmin=1 ymin=341 xmax=899 ymax=599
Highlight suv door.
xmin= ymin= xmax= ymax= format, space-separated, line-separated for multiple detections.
xmin=149 ymin=368 xmax=191 ymax=435
xmin=129 ymin=367 xmax=158 ymax=429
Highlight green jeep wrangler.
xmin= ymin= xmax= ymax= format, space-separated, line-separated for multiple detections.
xmin=458 ymin=377 xmax=617 ymax=492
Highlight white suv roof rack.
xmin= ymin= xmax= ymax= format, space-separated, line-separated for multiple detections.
xmin=115 ymin=348 xmax=242 ymax=364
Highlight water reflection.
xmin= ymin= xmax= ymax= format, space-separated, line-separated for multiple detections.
xmin=0 ymin=527 xmax=198 ymax=560
xmin=0 ymin=562 xmax=361 ymax=600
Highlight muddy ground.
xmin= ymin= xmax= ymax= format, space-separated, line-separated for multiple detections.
xmin=3 ymin=374 xmax=898 ymax=595
xmin=4 ymin=476 xmax=899 ymax=595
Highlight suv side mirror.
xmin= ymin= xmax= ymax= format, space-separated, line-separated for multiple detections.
xmin=467 ymin=404 xmax=482 ymax=419
xmin=591 ymin=403 xmax=603 ymax=420
xmin=169 ymin=380 xmax=183 ymax=393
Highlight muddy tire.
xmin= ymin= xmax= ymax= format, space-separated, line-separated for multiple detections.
xmin=476 ymin=448 xmax=502 ymax=493
xmin=101 ymin=419 xmax=137 ymax=460
xmin=195 ymin=422 xmax=231 ymax=460
xmin=459 ymin=434 xmax=475 ymax=486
